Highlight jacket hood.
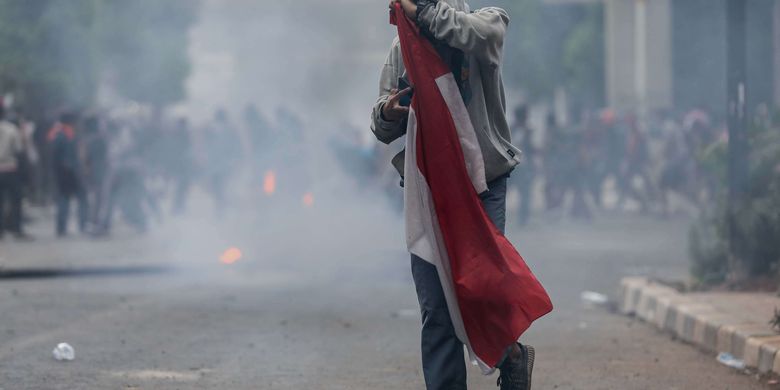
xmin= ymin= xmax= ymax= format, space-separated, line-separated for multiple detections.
xmin=441 ymin=0 xmax=468 ymax=12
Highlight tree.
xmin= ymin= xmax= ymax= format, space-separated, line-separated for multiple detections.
xmin=96 ymin=0 xmax=199 ymax=108
xmin=0 ymin=0 xmax=100 ymax=116
xmin=563 ymin=5 xmax=605 ymax=112
xmin=472 ymin=0 xmax=605 ymax=108
xmin=0 ymin=0 xmax=199 ymax=118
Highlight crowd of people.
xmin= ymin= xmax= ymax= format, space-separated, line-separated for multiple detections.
xmin=342 ymin=101 xmax=778 ymax=226
xmin=3 ymin=94 xmax=774 ymax=241
xmin=508 ymin=104 xmax=775 ymax=224
xmin=0 ymin=99 xmax=310 ymax=242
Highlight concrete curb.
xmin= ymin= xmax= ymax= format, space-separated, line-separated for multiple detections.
xmin=619 ymin=277 xmax=780 ymax=374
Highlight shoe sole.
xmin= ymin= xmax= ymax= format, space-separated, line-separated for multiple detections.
xmin=526 ymin=345 xmax=535 ymax=390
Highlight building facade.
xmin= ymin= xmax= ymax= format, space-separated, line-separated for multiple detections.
xmin=601 ymin=0 xmax=778 ymax=115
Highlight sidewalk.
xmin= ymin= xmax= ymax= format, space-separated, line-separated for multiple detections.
xmin=620 ymin=277 xmax=780 ymax=375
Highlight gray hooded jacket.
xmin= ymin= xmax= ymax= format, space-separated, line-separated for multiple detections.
xmin=370 ymin=0 xmax=520 ymax=183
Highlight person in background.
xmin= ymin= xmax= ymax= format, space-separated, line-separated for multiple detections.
xmin=601 ymin=109 xmax=624 ymax=207
xmin=543 ymin=113 xmax=565 ymax=211
xmin=81 ymin=116 xmax=109 ymax=234
xmin=618 ymin=114 xmax=652 ymax=213
xmin=48 ymin=112 xmax=88 ymax=237
xmin=169 ymin=118 xmax=193 ymax=215
xmin=243 ymin=103 xmax=271 ymax=162
xmin=0 ymin=104 xmax=32 ymax=240
xmin=11 ymin=109 xmax=39 ymax=193
xmin=204 ymin=109 xmax=242 ymax=215
xmin=511 ymin=105 xmax=536 ymax=226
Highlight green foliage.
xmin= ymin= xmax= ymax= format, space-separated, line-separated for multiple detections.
xmin=691 ymin=121 xmax=780 ymax=285
xmin=689 ymin=210 xmax=729 ymax=285
xmin=498 ymin=0 xmax=551 ymax=99
xmin=471 ymin=0 xmax=605 ymax=105
xmin=562 ymin=5 xmax=605 ymax=110
xmin=0 ymin=0 xmax=100 ymax=111
xmin=0 ymin=0 xmax=199 ymax=115
xmin=96 ymin=0 xmax=198 ymax=107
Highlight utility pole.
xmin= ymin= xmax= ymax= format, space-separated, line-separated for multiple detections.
xmin=634 ymin=0 xmax=647 ymax=122
xmin=774 ymin=0 xmax=780 ymax=109
xmin=726 ymin=0 xmax=748 ymax=279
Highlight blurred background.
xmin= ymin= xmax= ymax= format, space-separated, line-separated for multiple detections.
xmin=0 ymin=0 xmax=779 ymax=389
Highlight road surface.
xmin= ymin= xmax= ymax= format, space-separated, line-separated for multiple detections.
xmin=0 ymin=193 xmax=770 ymax=389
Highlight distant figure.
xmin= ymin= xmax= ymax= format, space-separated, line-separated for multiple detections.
xmin=205 ymin=109 xmax=242 ymax=215
xmin=169 ymin=118 xmax=193 ymax=215
xmin=13 ymin=109 xmax=40 ymax=203
xmin=601 ymin=109 xmax=624 ymax=204
xmin=543 ymin=113 xmax=565 ymax=210
xmin=618 ymin=115 xmax=652 ymax=212
xmin=511 ymin=105 xmax=535 ymax=225
xmin=243 ymin=103 xmax=271 ymax=159
xmin=81 ymin=116 xmax=109 ymax=233
xmin=659 ymin=121 xmax=697 ymax=215
xmin=274 ymin=107 xmax=311 ymax=197
xmin=0 ymin=104 xmax=31 ymax=240
xmin=48 ymin=112 xmax=88 ymax=237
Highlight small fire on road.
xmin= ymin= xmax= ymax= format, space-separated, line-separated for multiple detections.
xmin=263 ymin=171 xmax=276 ymax=195
xmin=302 ymin=192 xmax=315 ymax=208
xmin=219 ymin=247 xmax=243 ymax=265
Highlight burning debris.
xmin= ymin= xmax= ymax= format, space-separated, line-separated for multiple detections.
xmin=263 ymin=171 xmax=276 ymax=196
xmin=219 ymin=248 xmax=243 ymax=265
xmin=302 ymin=192 xmax=315 ymax=208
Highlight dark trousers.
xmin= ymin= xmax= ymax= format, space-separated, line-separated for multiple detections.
xmin=0 ymin=172 xmax=22 ymax=235
xmin=411 ymin=175 xmax=507 ymax=390
xmin=513 ymin=170 xmax=534 ymax=226
xmin=56 ymin=184 xmax=88 ymax=236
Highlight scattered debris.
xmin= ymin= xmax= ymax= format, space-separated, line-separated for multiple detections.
xmin=768 ymin=379 xmax=779 ymax=385
xmin=578 ymin=322 xmax=588 ymax=330
xmin=52 ymin=343 xmax=75 ymax=361
xmin=716 ymin=352 xmax=746 ymax=370
xmin=580 ymin=291 xmax=609 ymax=306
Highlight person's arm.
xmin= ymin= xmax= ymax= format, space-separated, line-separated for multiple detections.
xmin=371 ymin=39 xmax=408 ymax=144
xmin=416 ymin=1 xmax=509 ymax=66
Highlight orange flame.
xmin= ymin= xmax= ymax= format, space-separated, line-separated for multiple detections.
xmin=302 ymin=192 xmax=315 ymax=208
xmin=263 ymin=171 xmax=276 ymax=195
xmin=220 ymin=247 xmax=243 ymax=265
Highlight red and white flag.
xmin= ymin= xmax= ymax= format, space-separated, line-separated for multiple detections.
xmin=392 ymin=4 xmax=553 ymax=373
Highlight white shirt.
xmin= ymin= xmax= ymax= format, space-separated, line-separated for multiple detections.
xmin=0 ymin=120 xmax=22 ymax=172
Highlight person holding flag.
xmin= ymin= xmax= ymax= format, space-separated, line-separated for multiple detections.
xmin=370 ymin=1 xmax=553 ymax=389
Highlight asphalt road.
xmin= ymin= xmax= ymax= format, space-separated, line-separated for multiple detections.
xmin=0 ymin=192 xmax=771 ymax=389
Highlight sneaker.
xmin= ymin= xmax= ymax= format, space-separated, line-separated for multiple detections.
xmin=497 ymin=344 xmax=535 ymax=390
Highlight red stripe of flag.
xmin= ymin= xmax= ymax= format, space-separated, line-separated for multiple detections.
xmin=393 ymin=4 xmax=553 ymax=367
